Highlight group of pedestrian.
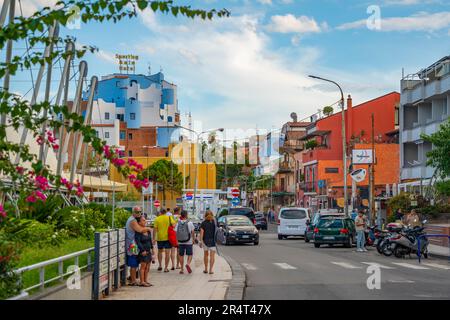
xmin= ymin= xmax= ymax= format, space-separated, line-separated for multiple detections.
xmin=125 ymin=206 xmax=219 ymax=287
xmin=394 ymin=208 xmax=421 ymax=227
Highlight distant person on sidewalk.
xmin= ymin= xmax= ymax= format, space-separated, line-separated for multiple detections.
xmin=405 ymin=209 xmax=421 ymax=228
xmin=394 ymin=208 xmax=404 ymax=223
xmin=355 ymin=210 xmax=367 ymax=252
xmin=175 ymin=210 xmax=195 ymax=274
xmin=351 ymin=208 xmax=358 ymax=221
xmin=199 ymin=210 xmax=217 ymax=274
xmin=153 ymin=208 xmax=176 ymax=273
xmin=125 ymin=206 xmax=151 ymax=286
xmin=171 ymin=207 xmax=181 ymax=270
xmin=135 ymin=216 xmax=154 ymax=287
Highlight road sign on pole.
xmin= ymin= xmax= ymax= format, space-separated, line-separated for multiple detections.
xmin=154 ymin=200 xmax=160 ymax=208
xmin=231 ymin=198 xmax=240 ymax=206
xmin=231 ymin=188 xmax=240 ymax=198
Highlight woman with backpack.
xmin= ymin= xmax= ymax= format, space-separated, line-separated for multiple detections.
xmin=175 ymin=210 xmax=196 ymax=274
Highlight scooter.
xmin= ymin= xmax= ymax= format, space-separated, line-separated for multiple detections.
xmin=379 ymin=223 xmax=405 ymax=256
xmin=390 ymin=222 xmax=429 ymax=259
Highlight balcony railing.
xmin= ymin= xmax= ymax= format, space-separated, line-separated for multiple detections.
xmin=301 ymin=181 xmax=317 ymax=193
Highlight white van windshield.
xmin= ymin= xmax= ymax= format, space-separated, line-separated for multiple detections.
xmin=280 ymin=209 xmax=307 ymax=219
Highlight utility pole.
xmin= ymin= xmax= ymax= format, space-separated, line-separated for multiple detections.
xmin=369 ymin=113 xmax=375 ymax=224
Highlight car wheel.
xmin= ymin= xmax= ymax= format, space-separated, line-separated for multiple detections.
xmin=278 ymin=234 xmax=283 ymax=240
xmin=314 ymin=243 xmax=321 ymax=248
xmin=304 ymin=233 xmax=310 ymax=243
xmin=345 ymin=236 xmax=352 ymax=248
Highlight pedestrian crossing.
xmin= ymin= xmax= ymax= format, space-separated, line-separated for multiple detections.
xmin=240 ymin=260 xmax=449 ymax=272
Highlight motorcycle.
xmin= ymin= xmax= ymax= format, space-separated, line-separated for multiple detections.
xmin=379 ymin=223 xmax=405 ymax=256
xmin=390 ymin=223 xmax=429 ymax=259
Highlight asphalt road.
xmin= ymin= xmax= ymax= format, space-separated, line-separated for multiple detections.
xmin=219 ymin=224 xmax=450 ymax=300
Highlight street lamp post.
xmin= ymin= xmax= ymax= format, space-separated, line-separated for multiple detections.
xmin=175 ymin=125 xmax=224 ymax=215
xmin=308 ymin=75 xmax=349 ymax=216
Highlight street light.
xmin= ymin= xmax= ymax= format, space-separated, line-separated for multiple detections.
xmin=308 ymin=75 xmax=349 ymax=217
xmin=175 ymin=124 xmax=224 ymax=215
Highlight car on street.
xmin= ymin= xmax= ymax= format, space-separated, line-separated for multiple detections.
xmin=277 ymin=207 xmax=310 ymax=240
xmin=189 ymin=214 xmax=202 ymax=233
xmin=305 ymin=210 xmax=345 ymax=242
xmin=219 ymin=206 xmax=256 ymax=225
xmin=217 ymin=215 xmax=259 ymax=245
xmin=255 ymin=211 xmax=268 ymax=230
xmin=313 ymin=216 xmax=356 ymax=248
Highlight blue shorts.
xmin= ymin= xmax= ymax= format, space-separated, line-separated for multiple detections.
xmin=126 ymin=255 xmax=139 ymax=268
xmin=178 ymin=244 xmax=193 ymax=256
xmin=157 ymin=240 xmax=172 ymax=250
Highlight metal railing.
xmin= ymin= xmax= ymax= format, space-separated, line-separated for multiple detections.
xmin=417 ymin=234 xmax=450 ymax=263
xmin=11 ymin=247 xmax=95 ymax=299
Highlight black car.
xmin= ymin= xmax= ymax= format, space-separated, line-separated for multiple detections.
xmin=255 ymin=212 xmax=268 ymax=230
xmin=217 ymin=215 xmax=259 ymax=245
xmin=220 ymin=207 xmax=256 ymax=225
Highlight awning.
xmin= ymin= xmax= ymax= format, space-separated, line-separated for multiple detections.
xmin=300 ymin=130 xmax=331 ymax=141
xmin=62 ymin=172 xmax=128 ymax=192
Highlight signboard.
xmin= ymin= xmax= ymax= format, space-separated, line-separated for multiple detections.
xmin=185 ymin=192 xmax=193 ymax=200
xmin=115 ymin=54 xmax=139 ymax=73
xmin=142 ymin=183 xmax=153 ymax=195
xmin=231 ymin=198 xmax=240 ymax=206
xmin=231 ymin=188 xmax=240 ymax=198
xmin=352 ymin=149 xmax=374 ymax=164
xmin=350 ymin=168 xmax=367 ymax=183
xmin=93 ymin=228 xmax=126 ymax=300
xmin=154 ymin=200 xmax=161 ymax=208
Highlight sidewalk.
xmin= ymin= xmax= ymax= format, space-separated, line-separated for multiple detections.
xmin=428 ymin=244 xmax=450 ymax=259
xmin=106 ymin=245 xmax=232 ymax=300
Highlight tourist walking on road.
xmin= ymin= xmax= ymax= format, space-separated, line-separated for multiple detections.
xmin=199 ymin=210 xmax=217 ymax=274
xmin=135 ymin=216 xmax=154 ymax=287
xmin=125 ymin=206 xmax=151 ymax=286
xmin=355 ymin=210 xmax=367 ymax=252
xmin=153 ymin=208 xmax=176 ymax=272
xmin=175 ymin=210 xmax=195 ymax=274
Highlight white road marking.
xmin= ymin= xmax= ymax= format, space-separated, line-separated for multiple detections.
xmin=273 ymin=263 xmax=297 ymax=270
xmin=391 ymin=262 xmax=430 ymax=270
xmin=361 ymin=262 xmax=396 ymax=269
xmin=388 ymin=280 xmax=415 ymax=283
xmin=241 ymin=263 xmax=258 ymax=271
xmin=421 ymin=263 xmax=450 ymax=270
xmin=331 ymin=262 xmax=362 ymax=269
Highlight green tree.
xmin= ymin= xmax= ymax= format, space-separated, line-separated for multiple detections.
xmin=144 ymin=159 xmax=183 ymax=205
xmin=323 ymin=106 xmax=334 ymax=116
xmin=421 ymin=119 xmax=450 ymax=179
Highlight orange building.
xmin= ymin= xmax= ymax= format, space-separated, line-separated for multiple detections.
xmin=300 ymin=92 xmax=400 ymax=210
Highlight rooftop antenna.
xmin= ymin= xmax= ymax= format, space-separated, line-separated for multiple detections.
xmin=148 ymin=62 xmax=151 ymax=76
xmin=160 ymin=65 xmax=163 ymax=73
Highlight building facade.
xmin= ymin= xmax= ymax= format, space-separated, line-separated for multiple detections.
xmin=83 ymin=72 xmax=180 ymax=157
xmin=300 ymin=92 xmax=400 ymax=211
xmin=399 ymin=56 xmax=450 ymax=187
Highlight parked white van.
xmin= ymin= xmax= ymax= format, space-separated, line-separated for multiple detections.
xmin=277 ymin=207 xmax=310 ymax=240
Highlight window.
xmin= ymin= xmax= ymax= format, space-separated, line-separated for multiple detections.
xmin=325 ymin=168 xmax=339 ymax=173
xmin=130 ymin=113 xmax=136 ymax=120
xmin=116 ymin=114 xmax=124 ymax=122
xmin=167 ymin=116 xmax=173 ymax=122
xmin=105 ymin=112 xmax=110 ymax=120
xmin=120 ymin=131 xmax=126 ymax=140
xmin=128 ymin=133 xmax=133 ymax=140
xmin=280 ymin=209 xmax=307 ymax=219
xmin=105 ymin=132 xmax=110 ymax=139
xmin=128 ymin=150 xmax=133 ymax=157
xmin=95 ymin=130 xmax=99 ymax=137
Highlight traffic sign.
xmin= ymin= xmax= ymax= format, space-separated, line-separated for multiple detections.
xmin=231 ymin=198 xmax=240 ymax=206
xmin=231 ymin=188 xmax=240 ymax=198
xmin=154 ymin=200 xmax=160 ymax=208
xmin=185 ymin=192 xmax=193 ymax=200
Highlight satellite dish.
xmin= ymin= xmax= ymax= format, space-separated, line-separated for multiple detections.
xmin=350 ymin=168 xmax=367 ymax=183
xmin=290 ymin=112 xmax=298 ymax=122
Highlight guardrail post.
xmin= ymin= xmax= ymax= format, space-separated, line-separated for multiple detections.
xmin=74 ymin=256 xmax=79 ymax=267
xmin=39 ymin=267 xmax=45 ymax=290
xmin=58 ymin=261 xmax=64 ymax=283
xmin=87 ymin=251 xmax=92 ymax=272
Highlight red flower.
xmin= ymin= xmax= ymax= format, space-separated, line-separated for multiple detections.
xmin=36 ymin=135 xmax=44 ymax=145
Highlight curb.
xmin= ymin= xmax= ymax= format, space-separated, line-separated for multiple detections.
xmin=220 ymin=253 xmax=246 ymax=300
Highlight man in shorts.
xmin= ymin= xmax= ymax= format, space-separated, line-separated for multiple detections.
xmin=153 ymin=208 xmax=176 ymax=272
xmin=175 ymin=210 xmax=195 ymax=274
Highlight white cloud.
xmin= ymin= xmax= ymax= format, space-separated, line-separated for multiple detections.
xmin=0 ymin=0 xmax=60 ymax=17
xmin=95 ymin=50 xmax=116 ymax=64
xmin=267 ymin=14 xmax=323 ymax=34
xmin=337 ymin=11 xmax=450 ymax=32
xmin=133 ymin=12 xmax=395 ymax=131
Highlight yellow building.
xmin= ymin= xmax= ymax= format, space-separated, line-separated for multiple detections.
xmin=109 ymin=142 xmax=217 ymax=208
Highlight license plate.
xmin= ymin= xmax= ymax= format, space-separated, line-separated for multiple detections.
xmin=242 ymin=235 xmax=250 ymax=239
xmin=288 ymin=225 xmax=298 ymax=229
xmin=323 ymin=236 xmax=335 ymax=240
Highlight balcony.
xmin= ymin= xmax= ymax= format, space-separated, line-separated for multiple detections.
xmin=278 ymin=161 xmax=294 ymax=173
xmin=280 ymin=140 xmax=305 ymax=152
xmin=301 ymin=181 xmax=317 ymax=194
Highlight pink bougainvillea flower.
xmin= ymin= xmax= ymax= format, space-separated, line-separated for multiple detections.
xmin=26 ymin=194 xmax=37 ymax=203
xmin=36 ymin=135 xmax=44 ymax=145
xmin=35 ymin=190 xmax=47 ymax=201
xmin=113 ymin=158 xmax=126 ymax=167
xmin=35 ymin=176 xmax=49 ymax=191
xmin=60 ymin=178 xmax=68 ymax=185
xmin=128 ymin=174 xmax=136 ymax=182
xmin=0 ymin=205 xmax=6 ymax=218
xmin=15 ymin=166 xmax=25 ymax=175
xmin=52 ymin=144 xmax=59 ymax=151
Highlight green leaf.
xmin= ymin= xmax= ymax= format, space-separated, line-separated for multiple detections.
xmin=137 ymin=0 xmax=148 ymax=11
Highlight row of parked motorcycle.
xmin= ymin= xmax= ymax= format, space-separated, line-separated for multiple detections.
xmin=365 ymin=220 xmax=429 ymax=259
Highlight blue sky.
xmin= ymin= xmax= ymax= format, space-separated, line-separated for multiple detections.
xmin=5 ymin=0 xmax=450 ymax=132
